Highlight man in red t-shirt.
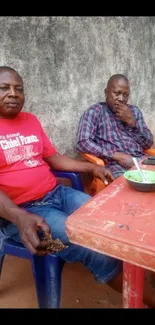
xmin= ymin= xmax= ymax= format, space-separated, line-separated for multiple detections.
xmin=0 ymin=66 xmax=154 ymax=307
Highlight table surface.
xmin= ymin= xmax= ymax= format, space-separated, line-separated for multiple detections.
xmin=66 ymin=163 xmax=155 ymax=271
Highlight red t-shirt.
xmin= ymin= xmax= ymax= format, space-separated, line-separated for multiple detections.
xmin=0 ymin=112 xmax=57 ymax=204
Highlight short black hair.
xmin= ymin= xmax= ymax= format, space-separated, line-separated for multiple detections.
xmin=107 ymin=74 xmax=129 ymax=88
xmin=0 ymin=66 xmax=22 ymax=79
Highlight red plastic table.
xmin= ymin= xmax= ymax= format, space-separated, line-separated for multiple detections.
xmin=66 ymin=164 xmax=155 ymax=308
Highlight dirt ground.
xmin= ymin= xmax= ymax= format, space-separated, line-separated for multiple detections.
xmin=0 ymin=255 xmax=122 ymax=308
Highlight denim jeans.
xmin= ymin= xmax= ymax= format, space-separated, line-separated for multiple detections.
xmin=0 ymin=184 xmax=122 ymax=284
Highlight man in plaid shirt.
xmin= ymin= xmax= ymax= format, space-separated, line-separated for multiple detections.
xmin=77 ymin=74 xmax=153 ymax=178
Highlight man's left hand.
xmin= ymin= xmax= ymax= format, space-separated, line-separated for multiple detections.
xmin=93 ymin=165 xmax=115 ymax=185
xmin=115 ymin=101 xmax=136 ymax=127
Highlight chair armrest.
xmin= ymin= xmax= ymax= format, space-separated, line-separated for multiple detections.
xmin=50 ymin=170 xmax=84 ymax=192
xmin=80 ymin=153 xmax=105 ymax=166
xmin=144 ymin=148 xmax=155 ymax=156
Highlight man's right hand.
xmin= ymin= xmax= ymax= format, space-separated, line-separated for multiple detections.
xmin=112 ymin=152 xmax=134 ymax=169
xmin=15 ymin=211 xmax=52 ymax=255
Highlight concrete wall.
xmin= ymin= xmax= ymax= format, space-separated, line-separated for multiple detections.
xmin=0 ymin=16 xmax=155 ymax=156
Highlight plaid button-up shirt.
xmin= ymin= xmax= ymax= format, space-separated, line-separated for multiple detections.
xmin=77 ymin=102 xmax=153 ymax=178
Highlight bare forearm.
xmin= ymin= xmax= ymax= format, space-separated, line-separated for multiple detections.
xmin=0 ymin=191 xmax=27 ymax=225
xmin=44 ymin=153 xmax=96 ymax=173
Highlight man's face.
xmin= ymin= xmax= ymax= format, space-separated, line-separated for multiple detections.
xmin=0 ymin=70 xmax=25 ymax=119
xmin=105 ymin=78 xmax=130 ymax=113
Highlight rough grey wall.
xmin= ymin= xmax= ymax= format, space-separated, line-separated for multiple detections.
xmin=0 ymin=16 xmax=155 ymax=156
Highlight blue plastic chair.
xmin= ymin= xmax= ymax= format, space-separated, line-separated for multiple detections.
xmin=0 ymin=171 xmax=84 ymax=308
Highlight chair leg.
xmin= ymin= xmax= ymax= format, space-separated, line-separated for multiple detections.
xmin=31 ymin=254 xmax=65 ymax=308
xmin=0 ymin=254 xmax=5 ymax=277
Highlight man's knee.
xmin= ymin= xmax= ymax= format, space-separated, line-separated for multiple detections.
xmin=70 ymin=191 xmax=91 ymax=214
xmin=74 ymin=191 xmax=91 ymax=208
xmin=63 ymin=186 xmax=91 ymax=215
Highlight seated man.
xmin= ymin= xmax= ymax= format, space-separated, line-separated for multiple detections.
xmin=0 ymin=66 xmax=155 ymax=307
xmin=77 ymin=74 xmax=154 ymax=178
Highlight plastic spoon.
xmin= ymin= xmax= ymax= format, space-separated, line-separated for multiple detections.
xmin=132 ymin=157 xmax=147 ymax=183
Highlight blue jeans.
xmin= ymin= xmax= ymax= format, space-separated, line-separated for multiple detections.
xmin=0 ymin=184 xmax=122 ymax=284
